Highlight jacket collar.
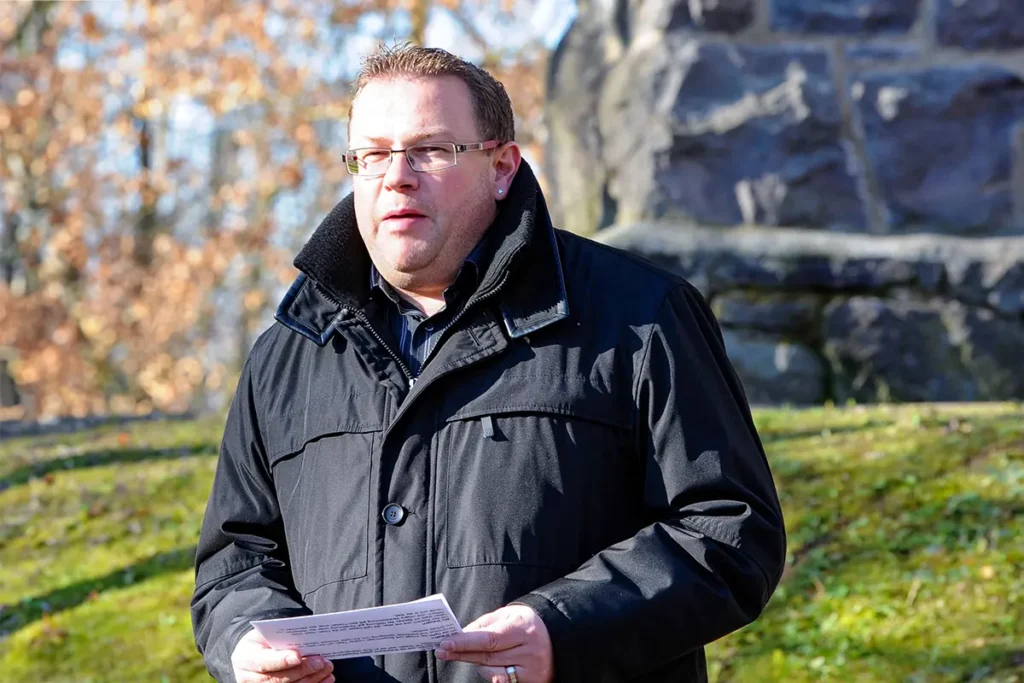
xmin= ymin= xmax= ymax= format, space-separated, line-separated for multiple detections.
xmin=276 ymin=160 xmax=569 ymax=346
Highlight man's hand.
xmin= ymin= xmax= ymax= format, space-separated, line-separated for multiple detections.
xmin=435 ymin=605 xmax=554 ymax=683
xmin=231 ymin=628 xmax=335 ymax=683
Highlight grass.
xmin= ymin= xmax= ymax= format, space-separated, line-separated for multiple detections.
xmin=1 ymin=404 xmax=1022 ymax=682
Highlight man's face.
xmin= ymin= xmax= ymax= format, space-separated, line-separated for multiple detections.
xmin=348 ymin=76 xmax=499 ymax=291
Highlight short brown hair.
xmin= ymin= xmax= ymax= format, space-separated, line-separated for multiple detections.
xmin=348 ymin=43 xmax=515 ymax=143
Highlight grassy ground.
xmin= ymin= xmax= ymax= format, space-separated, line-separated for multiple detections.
xmin=1 ymin=404 xmax=1021 ymax=682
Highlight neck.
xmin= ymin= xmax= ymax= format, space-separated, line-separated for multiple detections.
xmin=391 ymin=284 xmax=448 ymax=316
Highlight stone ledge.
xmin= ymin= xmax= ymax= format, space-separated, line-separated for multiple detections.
xmin=598 ymin=222 xmax=1024 ymax=403
xmin=599 ymin=222 xmax=1024 ymax=314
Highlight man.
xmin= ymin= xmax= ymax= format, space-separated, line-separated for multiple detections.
xmin=191 ymin=44 xmax=786 ymax=683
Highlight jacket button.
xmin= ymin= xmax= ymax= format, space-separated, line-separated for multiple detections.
xmin=382 ymin=503 xmax=406 ymax=526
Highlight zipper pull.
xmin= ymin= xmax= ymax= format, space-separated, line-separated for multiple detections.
xmin=409 ymin=376 xmax=417 ymax=389
xmin=481 ymin=415 xmax=495 ymax=440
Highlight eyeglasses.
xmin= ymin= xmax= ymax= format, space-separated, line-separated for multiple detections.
xmin=343 ymin=140 xmax=501 ymax=177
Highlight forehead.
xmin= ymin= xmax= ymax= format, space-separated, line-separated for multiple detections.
xmin=349 ymin=76 xmax=479 ymax=145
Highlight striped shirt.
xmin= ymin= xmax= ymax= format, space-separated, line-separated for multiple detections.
xmin=369 ymin=243 xmax=485 ymax=378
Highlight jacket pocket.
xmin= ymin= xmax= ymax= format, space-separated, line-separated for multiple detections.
xmin=265 ymin=391 xmax=385 ymax=596
xmin=443 ymin=391 xmax=636 ymax=573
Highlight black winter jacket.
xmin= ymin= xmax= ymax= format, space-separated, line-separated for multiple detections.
xmin=191 ymin=162 xmax=786 ymax=683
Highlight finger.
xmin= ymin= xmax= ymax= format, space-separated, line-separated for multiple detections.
xmin=293 ymin=669 xmax=336 ymax=683
xmin=438 ymin=644 xmax=527 ymax=667
xmin=240 ymin=647 xmax=304 ymax=674
xmin=477 ymin=664 xmax=519 ymax=683
xmin=283 ymin=657 xmax=333 ymax=682
xmin=246 ymin=659 xmax=330 ymax=683
xmin=464 ymin=609 xmax=507 ymax=632
xmin=239 ymin=670 xmax=303 ymax=683
xmin=441 ymin=626 xmax=522 ymax=653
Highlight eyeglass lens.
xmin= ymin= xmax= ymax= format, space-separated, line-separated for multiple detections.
xmin=348 ymin=144 xmax=456 ymax=175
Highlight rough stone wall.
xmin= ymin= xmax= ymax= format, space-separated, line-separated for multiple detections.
xmin=547 ymin=0 xmax=1024 ymax=237
xmin=600 ymin=223 xmax=1024 ymax=404
xmin=548 ymin=0 xmax=1024 ymax=403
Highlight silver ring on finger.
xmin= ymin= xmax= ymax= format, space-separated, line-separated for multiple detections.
xmin=505 ymin=665 xmax=519 ymax=683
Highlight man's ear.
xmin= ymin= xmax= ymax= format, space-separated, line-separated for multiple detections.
xmin=493 ymin=142 xmax=522 ymax=198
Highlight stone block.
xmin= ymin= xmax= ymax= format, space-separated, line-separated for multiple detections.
xmin=772 ymin=0 xmax=920 ymax=34
xmin=545 ymin=14 xmax=617 ymax=235
xmin=944 ymin=305 xmax=1024 ymax=399
xmin=845 ymin=42 xmax=921 ymax=64
xmin=822 ymin=297 xmax=976 ymax=402
xmin=935 ymin=0 xmax=1024 ymax=49
xmin=946 ymin=255 xmax=1024 ymax=315
xmin=722 ymin=330 xmax=827 ymax=404
xmin=601 ymin=224 xmax=1024 ymax=402
xmin=852 ymin=65 xmax=1024 ymax=235
xmin=599 ymin=39 xmax=865 ymax=230
xmin=630 ymin=0 xmax=754 ymax=37
xmin=665 ymin=0 xmax=755 ymax=33
xmin=599 ymin=222 xmax=1011 ymax=295
xmin=706 ymin=251 xmax=921 ymax=292
xmin=713 ymin=292 xmax=820 ymax=338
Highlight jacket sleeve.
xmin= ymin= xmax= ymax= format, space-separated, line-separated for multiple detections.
xmin=515 ymin=281 xmax=787 ymax=682
xmin=191 ymin=353 xmax=311 ymax=682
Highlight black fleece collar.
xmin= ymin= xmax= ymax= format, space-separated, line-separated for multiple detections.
xmin=277 ymin=160 xmax=569 ymax=346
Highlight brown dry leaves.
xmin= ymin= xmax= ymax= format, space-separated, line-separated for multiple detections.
xmin=1 ymin=0 xmax=549 ymax=419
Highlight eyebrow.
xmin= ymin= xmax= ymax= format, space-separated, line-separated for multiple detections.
xmin=359 ymin=130 xmax=455 ymax=147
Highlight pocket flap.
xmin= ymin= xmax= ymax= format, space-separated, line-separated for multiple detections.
xmin=266 ymin=388 xmax=387 ymax=464
xmin=445 ymin=374 xmax=631 ymax=430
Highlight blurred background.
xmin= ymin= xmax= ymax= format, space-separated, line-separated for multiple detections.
xmin=0 ymin=0 xmax=565 ymax=422
xmin=2 ymin=0 xmax=1023 ymax=424
xmin=1 ymin=0 xmax=1022 ymax=681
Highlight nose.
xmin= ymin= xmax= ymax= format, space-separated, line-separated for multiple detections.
xmin=382 ymin=149 xmax=419 ymax=192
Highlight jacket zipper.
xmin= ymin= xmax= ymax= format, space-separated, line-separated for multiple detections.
xmin=312 ymin=283 xmax=417 ymax=387
xmin=381 ymin=273 xmax=510 ymax=430
xmin=350 ymin=309 xmax=417 ymax=388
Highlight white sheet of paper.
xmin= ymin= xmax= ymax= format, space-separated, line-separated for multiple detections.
xmin=250 ymin=594 xmax=463 ymax=660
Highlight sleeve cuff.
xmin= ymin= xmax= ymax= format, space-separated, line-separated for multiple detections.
xmin=209 ymin=609 xmax=310 ymax=682
xmin=512 ymin=592 xmax=582 ymax=683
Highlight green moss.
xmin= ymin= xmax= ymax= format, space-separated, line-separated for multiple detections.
xmin=714 ymin=403 xmax=1024 ymax=682
xmin=2 ymin=406 xmax=1022 ymax=682
xmin=2 ymin=570 xmax=208 ymax=682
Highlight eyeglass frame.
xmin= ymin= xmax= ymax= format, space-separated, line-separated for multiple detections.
xmin=343 ymin=140 xmax=502 ymax=177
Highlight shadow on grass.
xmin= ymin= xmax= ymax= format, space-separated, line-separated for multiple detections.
xmin=776 ymin=417 xmax=1023 ymax=564
xmin=0 ymin=545 xmax=196 ymax=636
xmin=758 ymin=420 xmax=892 ymax=444
xmin=759 ymin=410 xmax=1024 ymax=447
xmin=0 ymin=444 xmax=215 ymax=490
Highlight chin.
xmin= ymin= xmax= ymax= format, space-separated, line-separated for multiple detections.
xmin=377 ymin=261 xmax=429 ymax=287
xmin=383 ymin=246 xmax=435 ymax=272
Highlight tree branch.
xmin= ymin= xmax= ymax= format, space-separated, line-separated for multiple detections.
xmin=1 ymin=1 xmax=53 ymax=54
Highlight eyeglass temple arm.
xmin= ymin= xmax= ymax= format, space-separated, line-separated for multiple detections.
xmin=454 ymin=140 xmax=501 ymax=153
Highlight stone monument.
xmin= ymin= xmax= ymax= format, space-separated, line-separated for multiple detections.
xmin=547 ymin=0 xmax=1024 ymax=403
